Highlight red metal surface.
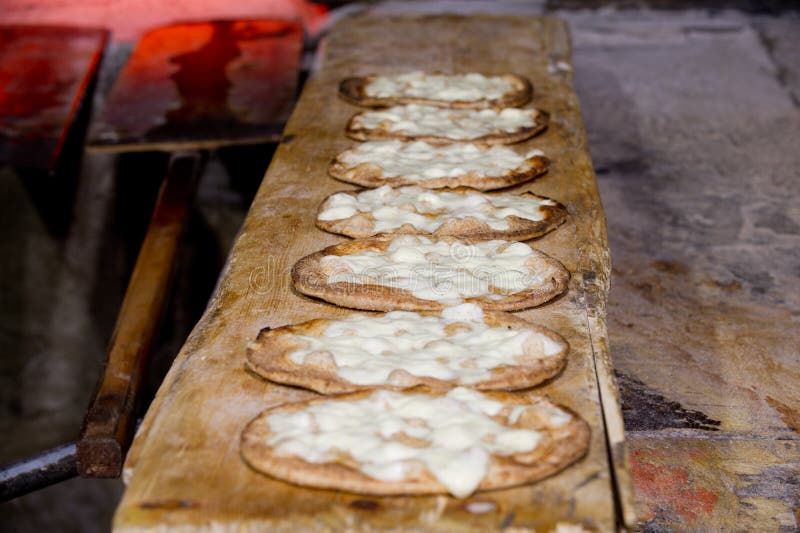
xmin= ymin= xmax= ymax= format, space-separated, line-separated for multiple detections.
xmin=90 ymin=19 xmax=303 ymax=151
xmin=0 ymin=25 xmax=108 ymax=170
xmin=0 ymin=0 xmax=327 ymax=42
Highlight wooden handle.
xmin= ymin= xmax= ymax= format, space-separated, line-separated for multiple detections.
xmin=78 ymin=152 xmax=204 ymax=477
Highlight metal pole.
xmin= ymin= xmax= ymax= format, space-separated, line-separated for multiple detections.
xmin=0 ymin=442 xmax=77 ymax=502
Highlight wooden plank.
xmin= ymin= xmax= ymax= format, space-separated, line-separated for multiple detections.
xmin=542 ymin=21 xmax=637 ymax=528
xmin=114 ymin=15 xmax=626 ymax=532
xmin=0 ymin=25 xmax=108 ymax=171
xmin=88 ymin=19 xmax=302 ymax=153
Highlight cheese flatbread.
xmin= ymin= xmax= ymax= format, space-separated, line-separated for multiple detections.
xmin=291 ymin=235 xmax=570 ymax=312
xmin=339 ymin=71 xmax=532 ymax=109
xmin=240 ymin=387 xmax=590 ymax=498
xmin=346 ymin=105 xmax=548 ymax=145
xmin=316 ymin=185 xmax=568 ymax=241
xmin=328 ymin=141 xmax=549 ymax=191
xmin=246 ymin=304 xmax=568 ymax=394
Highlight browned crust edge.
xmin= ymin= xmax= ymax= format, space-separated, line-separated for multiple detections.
xmin=315 ymin=188 xmax=569 ymax=241
xmin=245 ymin=310 xmax=569 ymax=394
xmin=344 ymin=109 xmax=549 ymax=146
xmin=240 ymin=388 xmax=591 ymax=497
xmin=328 ymin=152 xmax=550 ymax=191
xmin=290 ymin=236 xmax=571 ymax=312
xmin=338 ymin=73 xmax=533 ymax=109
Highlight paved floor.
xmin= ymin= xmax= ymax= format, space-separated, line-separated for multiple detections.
xmin=1 ymin=6 xmax=798 ymax=532
xmin=563 ymin=10 xmax=800 ymax=530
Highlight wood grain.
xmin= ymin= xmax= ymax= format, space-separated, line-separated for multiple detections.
xmin=114 ymin=15 xmax=629 ymax=532
xmin=77 ymin=152 xmax=203 ymax=477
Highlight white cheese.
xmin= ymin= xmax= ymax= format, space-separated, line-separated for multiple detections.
xmin=364 ymin=71 xmax=515 ymax=102
xmin=321 ymin=236 xmax=545 ymax=304
xmin=318 ymin=185 xmax=557 ymax=233
xmin=352 ymin=105 xmax=537 ymax=140
xmin=287 ymin=303 xmax=560 ymax=386
xmin=263 ymin=387 xmax=548 ymax=497
xmin=338 ymin=140 xmax=543 ymax=181
xmin=539 ymin=403 xmax=573 ymax=427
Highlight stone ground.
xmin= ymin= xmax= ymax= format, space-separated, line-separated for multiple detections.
xmin=562 ymin=10 xmax=800 ymax=530
xmin=1 ymin=4 xmax=798 ymax=532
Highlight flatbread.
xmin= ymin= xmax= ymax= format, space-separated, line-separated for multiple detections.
xmin=291 ymin=235 xmax=570 ymax=312
xmin=316 ymin=186 xmax=568 ymax=241
xmin=240 ymin=387 xmax=590 ymax=498
xmin=246 ymin=304 xmax=568 ymax=394
xmin=328 ymin=141 xmax=549 ymax=191
xmin=338 ymin=72 xmax=532 ymax=109
xmin=345 ymin=105 xmax=549 ymax=145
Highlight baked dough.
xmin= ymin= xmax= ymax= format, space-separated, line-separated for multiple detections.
xmin=346 ymin=105 xmax=548 ymax=145
xmin=316 ymin=186 xmax=568 ymax=241
xmin=246 ymin=304 xmax=568 ymax=394
xmin=338 ymin=72 xmax=532 ymax=109
xmin=240 ymin=387 xmax=590 ymax=498
xmin=291 ymin=235 xmax=570 ymax=312
xmin=328 ymin=141 xmax=549 ymax=191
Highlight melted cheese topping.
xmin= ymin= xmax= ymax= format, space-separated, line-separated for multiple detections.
xmin=364 ymin=72 xmax=516 ymax=102
xmin=287 ymin=303 xmax=562 ymax=386
xmin=321 ymin=236 xmax=546 ymax=304
xmin=352 ymin=105 xmax=537 ymax=140
xmin=263 ymin=387 xmax=572 ymax=497
xmin=338 ymin=141 xmax=543 ymax=181
xmin=318 ymin=185 xmax=556 ymax=233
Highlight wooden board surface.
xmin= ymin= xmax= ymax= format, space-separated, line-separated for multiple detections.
xmin=114 ymin=15 xmax=629 ymax=532
xmin=0 ymin=25 xmax=108 ymax=171
xmin=88 ymin=19 xmax=302 ymax=153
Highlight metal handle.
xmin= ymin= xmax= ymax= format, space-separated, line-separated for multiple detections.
xmin=0 ymin=443 xmax=77 ymax=502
